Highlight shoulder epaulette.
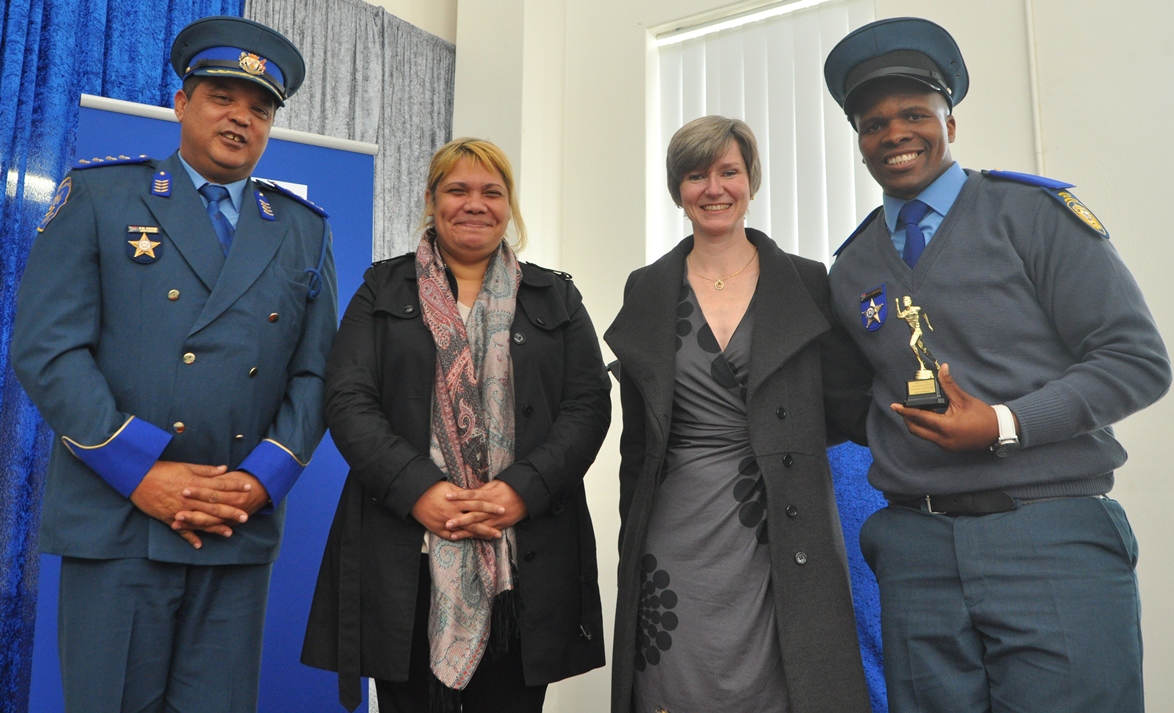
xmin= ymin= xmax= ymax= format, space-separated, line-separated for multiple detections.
xmin=371 ymin=252 xmax=414 ymax=268
xmin=524 ymin=262 xmax=572 ymax=280
xmin=982 ymin=169 xmax=1073 ymax=190
xmin=833 ymin=206 xmax=882 ymax=257
xmin=72 ymin=154 xmax=153 ymax=170
xmin=982 ymin=170 xmax=1108 ymax=238
xmin=254 ymin=179 xmax=329 ymax=218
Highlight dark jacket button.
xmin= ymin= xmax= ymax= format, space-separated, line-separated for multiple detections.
xmin=523 ymin=550 xmax=536 ymax=562
xmin=783 ymin=454 xmax=794 ymax=467
xmin=794 ymin=552 xmax=807 ymax=565
xmin=513 ymin=332 xmax=526 ymax=344
xmin=775 ymin=407 xmax=787 ymax=419
xmin=786 ymin=505 xmax=798 ymax=518
xmin=268 ymin=312 xmax=279 ymax=322
xmin=536 ymin=317 xmax=546 ymax=326
xmin=522 ymin=405 xmax=533 ymax=416
xmin=403 ymin=305 xmax=415 ymax=314
xmin=551 ymin=498 xmax=565 ymax=514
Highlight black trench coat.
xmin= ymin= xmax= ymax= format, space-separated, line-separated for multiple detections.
xmin=604 ymin=229 xmax=873 ymax=713
xmin=301 ymin=254 xmax=611 ymax=707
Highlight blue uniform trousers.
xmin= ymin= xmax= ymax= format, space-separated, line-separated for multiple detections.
xmin=860 ymin=496 xmax=1142 ymax=713
xmin=58 ymin=557 xmax=272 ymax=713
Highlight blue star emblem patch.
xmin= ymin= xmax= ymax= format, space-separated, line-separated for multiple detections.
xmin=861 ymin=284 xmax=886 ymax=331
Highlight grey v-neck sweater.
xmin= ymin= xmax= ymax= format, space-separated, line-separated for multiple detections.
xmin=829 ymin=171 xmax=1170 ymax=499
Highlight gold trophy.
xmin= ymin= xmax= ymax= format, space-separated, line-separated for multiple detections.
xmin=895 ymin=296 xmax=948 ymax=412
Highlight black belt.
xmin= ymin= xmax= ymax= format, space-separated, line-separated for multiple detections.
xmin=890 ymin=490 xmax=1017 ymax=516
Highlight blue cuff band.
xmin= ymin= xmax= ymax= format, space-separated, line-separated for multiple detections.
xmin=62 ymin=417 xmax=172 ymax=498
xmin=238 ymin=440 xmax=305 ymax=507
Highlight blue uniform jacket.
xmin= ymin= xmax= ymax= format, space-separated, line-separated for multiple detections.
xmin=13 ymin=151 xmax=338 ymax=565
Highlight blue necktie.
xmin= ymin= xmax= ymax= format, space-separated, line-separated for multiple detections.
xmin=198 ymin=183 xmax=235 ymax=256
xmin=899 ymin=199 xmax=931 ymax=268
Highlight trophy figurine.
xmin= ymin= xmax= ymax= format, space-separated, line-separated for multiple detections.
xmin=895 ymin=296 xmax=948 ymax=412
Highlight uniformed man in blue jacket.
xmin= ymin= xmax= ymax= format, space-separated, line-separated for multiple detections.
xmin=823 ymin=17 xmax=1169 ymax=713
xmin=12 ymin=16 xmax=337 ymax=712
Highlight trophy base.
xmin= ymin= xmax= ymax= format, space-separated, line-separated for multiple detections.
xmin=905 ymin=374 xmax=948 ymax=413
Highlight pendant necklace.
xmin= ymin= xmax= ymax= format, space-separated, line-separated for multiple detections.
xmin=688 ymin=247 xmax=758 ymax=290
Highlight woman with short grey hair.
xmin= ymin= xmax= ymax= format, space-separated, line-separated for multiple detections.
xmin=605 ymin=115 xmax=874 ymax=713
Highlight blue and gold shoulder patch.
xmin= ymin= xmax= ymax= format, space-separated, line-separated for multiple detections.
xmin=254 ymin=179 xmax=329 ymax=218
xmin=151 ymin=170 xmax=171 ymax=197
xmin=72 ymin=154 xmax=152 ymax=170
xmin=37 ymin=177 xmax=72 ymax=232
xmin=254 ymin=190 xmax=276 ymax=221
xmin=834 ymin=206 xmax=882 ymax=257
xmin=983 ymin=169 xmax=1108 ymax=238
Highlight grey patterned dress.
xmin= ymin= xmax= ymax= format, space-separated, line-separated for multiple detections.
xmin=631 ymin=272 xmax=788 ymax=713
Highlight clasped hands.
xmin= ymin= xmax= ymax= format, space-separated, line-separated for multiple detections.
xmin=890 ymin=363 xmax=1013 ymax=451
xmin=411 ymin=480 xmax=527 ymax=542
xmin=129 ymin=461 xmax=271 ymax=549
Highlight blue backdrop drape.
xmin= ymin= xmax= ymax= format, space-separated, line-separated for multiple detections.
xmin=0 ymin=1 xmax=242 ymax=710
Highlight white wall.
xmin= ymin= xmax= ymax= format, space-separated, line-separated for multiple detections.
xmin=363 ymin=0 xmax=457 ymax=43
xmin=449 ymin=0 xmax=1174 ymax=710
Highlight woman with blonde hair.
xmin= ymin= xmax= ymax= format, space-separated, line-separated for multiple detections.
xmin=302 ymin=138 xmax=611 ymax=712
xmin=606 ymin=116 xmax=873 ymax=712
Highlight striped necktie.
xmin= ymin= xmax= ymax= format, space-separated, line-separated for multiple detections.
xmin=198 ymin=183 xmax=235 ymax=256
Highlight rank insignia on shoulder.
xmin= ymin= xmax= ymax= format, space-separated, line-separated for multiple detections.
xmin=551 ymin=269 xmax=572 ymax=280
xmin=983 ymin=169 xmax=1073 ymax=191
xmin=860 ymin=284 xmax=886 ymax=331
xmin=151 ymin=171 xmax=171 ymax=197
xmin=254 ymin=190 xmax=276 ymax=221
xmin=127 ymin=226 xmax=163 ymax=263
xmin=254 ymin=179 xmax=329 ymax=218
xmin=37 ymin=177 xmax=72 ymax=232
xmin=72 ymin=154 xmax=151 ymax=170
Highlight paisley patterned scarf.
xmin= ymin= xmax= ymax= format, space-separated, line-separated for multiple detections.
xmin=415 ymin=230 xmax=521 ymax=693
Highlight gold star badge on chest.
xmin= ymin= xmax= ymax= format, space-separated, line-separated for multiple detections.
xmin=127 ymin=226 xmax=162 ymax=263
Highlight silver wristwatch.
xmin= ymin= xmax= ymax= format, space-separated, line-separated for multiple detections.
xmin=990 ymin=404 xmax=1020 ymax=457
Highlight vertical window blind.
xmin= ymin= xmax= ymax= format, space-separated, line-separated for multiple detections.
xmin=653 ymin=0 xmax=879 ymax=265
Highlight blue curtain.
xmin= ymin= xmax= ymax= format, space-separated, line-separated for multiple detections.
xmin=0 ymin=0 xmax=242 ymax=710
xmin=829 ymin=442 xmax=888 ymax=713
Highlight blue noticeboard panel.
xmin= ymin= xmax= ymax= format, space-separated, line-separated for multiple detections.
xmin=28 ymin=101 xmax=376 ymax=712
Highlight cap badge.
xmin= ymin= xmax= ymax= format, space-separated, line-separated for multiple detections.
xmin=127 ymin=226 xmax=162 ymax=262
xmin=860 ymin=284 xmax=886 ymax=331
xmin=239 ymin=52 xmax=267 ymax=76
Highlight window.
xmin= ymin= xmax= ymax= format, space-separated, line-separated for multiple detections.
xmin=652 ymin=0 xmax=879 ymax=265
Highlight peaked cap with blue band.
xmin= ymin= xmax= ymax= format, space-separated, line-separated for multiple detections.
xmin=824 ymin=17 xmax=968 ymax=126
xmin=171 ymin=16 xmax=305 ymax=106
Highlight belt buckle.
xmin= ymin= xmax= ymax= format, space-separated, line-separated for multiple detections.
xmin=925 ymin=495 xmax=946 ymax=515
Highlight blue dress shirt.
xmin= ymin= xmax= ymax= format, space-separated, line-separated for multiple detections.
xmin=884 ymin=161 xmax=968 ymax=255
xmin=177 ymin=153 xmax=248 ymax=229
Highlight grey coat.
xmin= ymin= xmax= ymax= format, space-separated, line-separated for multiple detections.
xmin=604 ymin=229 xmax=873 ymax=713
